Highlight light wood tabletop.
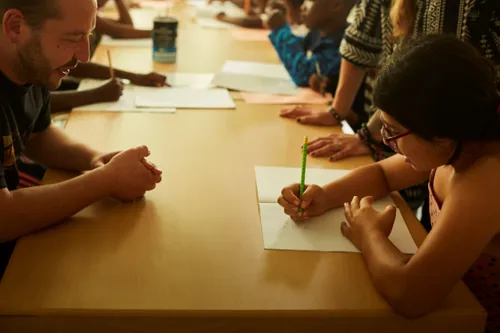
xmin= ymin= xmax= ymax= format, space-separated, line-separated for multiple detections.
xmin=0 ymin=1 xmax=486 ymax=332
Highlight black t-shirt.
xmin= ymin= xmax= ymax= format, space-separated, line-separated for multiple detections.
xmin=0 ymin=71 xmax=52 ymax=191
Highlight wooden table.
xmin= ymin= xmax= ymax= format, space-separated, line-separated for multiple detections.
xmin=0 ymin=2 xmax=485 ymax=332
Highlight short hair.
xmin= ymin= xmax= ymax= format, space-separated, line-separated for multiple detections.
xmin=0 ymin=0 xmax=61 ymax=29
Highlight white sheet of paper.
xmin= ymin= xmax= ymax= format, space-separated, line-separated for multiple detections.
xmin=255 ymin=166 xmax=418 ymax=254
xmin=196 ymin=18 xmax=236 ymax=29
xmin=73 ymin=80 xmax=176 ymax=113
xmin=212 ymin=61 xmax=299 ymax=95
xmin=259 ymin=202 xmax=417 ymax=254
xmin=167 ymin=73 xmax=215 ymax=88
xmin=255 ymin=166 xmax=350 ymax=203
xmin=341 ymin=120 xmax=355 ymax=134
xmin=135 ymin=88 xmax=236 ymax=109
xmin=100 ymin=35 xmax=153 ymax=47
xmin=130 ymin=8 xmax=162 ymax=30
xmin=192 ymin=1 xmax=246 ymax=18
xmin=221 ymin=61 xmax=290 ymax=79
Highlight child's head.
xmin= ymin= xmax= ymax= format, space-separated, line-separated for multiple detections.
xmin=374 ymin=34 xmax=500 ymax=171
xmin=303 ymin=0 xmax=355 ymax=34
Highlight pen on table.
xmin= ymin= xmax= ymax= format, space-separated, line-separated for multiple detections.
xmin=107 ymin=50 xmax=115 ymax=79
xmin=299 ymin=136 xmax=308 ymax=214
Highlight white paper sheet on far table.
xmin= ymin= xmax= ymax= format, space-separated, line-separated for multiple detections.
xmin=255 ymin=166 xmax=418 ymax=254
xmin=212 ymin=61 xmax=299 ymax=95
xmin=135 ymin=88 xmax=236 ymax=109
xmin=99 ymin=35 xmax=153 ymax=47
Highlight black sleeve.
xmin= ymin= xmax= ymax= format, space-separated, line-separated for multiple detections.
xmin=33 ymin=88 xmax=52 ymax=133
xmin=0 ymin=166 xmax=6 ymax=189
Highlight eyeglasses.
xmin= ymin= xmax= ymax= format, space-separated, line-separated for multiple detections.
xmin=380 ymin=124 xmax=412 ymax=152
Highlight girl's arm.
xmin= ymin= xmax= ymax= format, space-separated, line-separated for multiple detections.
xmin=360 ymin=158 xmax=500 ymax=318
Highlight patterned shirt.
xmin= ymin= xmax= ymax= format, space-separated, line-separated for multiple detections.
xmin=341 ymin=0 xmax=500 ymax=118
xmin=0 ymin=72 xmax=52 ymax=190
xmin=269 ymin=24 xmax=346 ymax=86
xmin=340 ymin=0 xmax=500 ymax=208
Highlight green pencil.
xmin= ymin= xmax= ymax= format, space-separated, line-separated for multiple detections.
xmin=299 ymin=136 xmax=308 ymax=214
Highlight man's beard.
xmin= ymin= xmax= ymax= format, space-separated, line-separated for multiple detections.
xmin=15 ymin=35 xmax=57 ymax=89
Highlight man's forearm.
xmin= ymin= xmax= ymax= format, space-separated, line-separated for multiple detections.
xmin=0 ymin=168 xmax=111 ymax=242
xmin=26 ymin=126 xmax=100 ymax=172
xmin=50 ymin=89 xmax=104 ymax=113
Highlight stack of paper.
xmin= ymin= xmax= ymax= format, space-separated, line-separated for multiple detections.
xmin=255 ymin=166 xmax=418 ymax=254
xmin=212 ymin=61 xmax=300 ymax=95
xmin=100 ymin=35 xmax=153 ymax=47
xmin=135 ymin=88 xmax=236 ymax=109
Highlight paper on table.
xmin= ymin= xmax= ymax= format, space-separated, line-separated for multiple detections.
xmin=130 ymin=8 xmax=164 ymax=30
xmin=167 ymin=73 xmax=215 ymax=88
xmin=255 ymin=166 xmax=418 ymax=254
xmin=193 ymin=0 xmax=246 ymax=18
xmin=100 ymin=35 xmax=153 ymax=47
xmin=341 ymin=120 xmax=355 ymax=134
xmin=230 ymin=28 xmax=270 ymax=42
xmin=222 ymin=60 xmax=290 ymax=78
xmin=135 ymin=88 xmax=236 ymax=109
xmin=72 ymin=80 xmax=175 ymax=113
xmin=241 ymin=88 xmax=329 ymax=105
xmin=212 ymin=61 xmax=299 ymax=95
xmin=259 ymin=202 xmax=417 ymax=254
xmin=255 ymin=166 xmax=350 ymax=203
xmin=196 ymin=18 xmax=235 ymax=29
xmin=137 ymin=0 xmax=174 ymax=9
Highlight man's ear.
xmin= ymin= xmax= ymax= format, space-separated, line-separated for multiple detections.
xmin=3 ymin=9 xmax=24 ymax=44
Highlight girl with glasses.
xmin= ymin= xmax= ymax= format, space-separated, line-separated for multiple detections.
xmin=277 ymin=34 xmax=500 ymax=332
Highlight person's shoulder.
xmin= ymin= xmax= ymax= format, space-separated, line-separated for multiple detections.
xmin=452 ymin=153 xmax=500 ymax=204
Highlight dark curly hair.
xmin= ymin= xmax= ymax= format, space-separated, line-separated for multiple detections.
xmin=374 ymin=34 xmax=500 ymax=142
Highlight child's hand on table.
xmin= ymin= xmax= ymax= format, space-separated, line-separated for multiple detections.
xmin=341 ymin=196 xmax=397 ymax=251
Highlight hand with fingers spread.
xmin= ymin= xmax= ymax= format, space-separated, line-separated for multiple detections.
xmin=307 ymin=133 xmax=371 ymax=161
xmin=277 ymin=183 xmax=331 ymax=222
xmin=341 ymin=196 xmax=397 ymax=251
xmin=279 ymin=107 xmax=338 ymax=126
xmin=102 ymin=145 xmax=163 ymax=202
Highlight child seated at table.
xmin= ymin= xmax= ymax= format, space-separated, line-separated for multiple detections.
xmin=265 ymin=0 xmax=358 ymax=92
xmin=50 ymin=0 xmax=168 ymax=112
xmin=277 ymin=34 xmax=500 ymax=330
xmin=51 ymin=63 xmax=167 ymax=113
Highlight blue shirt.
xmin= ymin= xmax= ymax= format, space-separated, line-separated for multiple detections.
xmin=268 ymin=24 xmax=345 ymax=87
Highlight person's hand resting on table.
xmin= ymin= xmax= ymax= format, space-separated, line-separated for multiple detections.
xmin=306 ymin=133 xmax=371 ymax=161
